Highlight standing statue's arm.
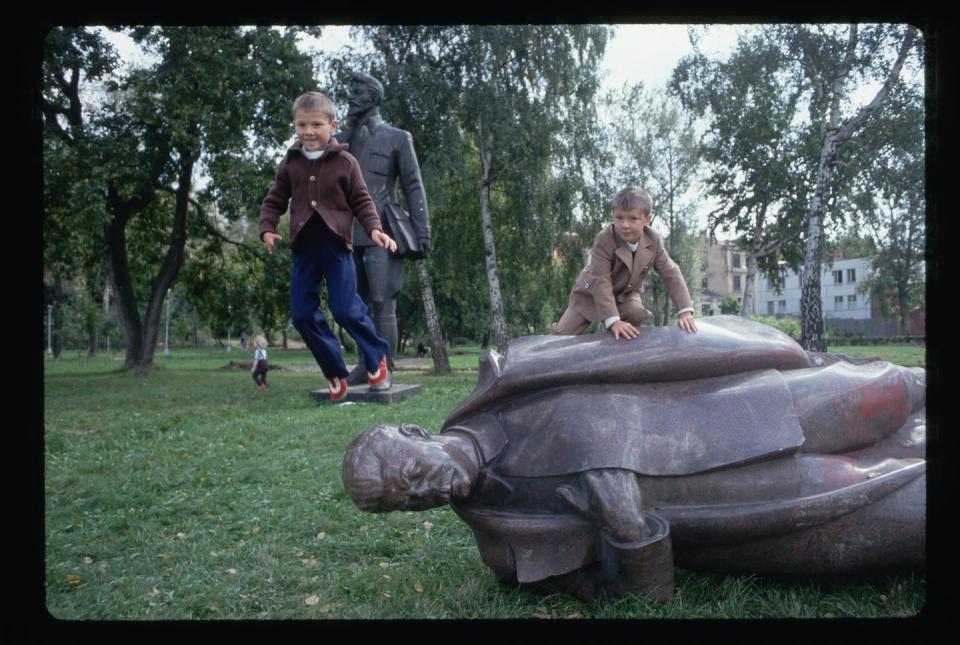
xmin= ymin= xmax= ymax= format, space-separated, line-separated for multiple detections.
xmin=397 ymin=131 xmax=431 ymax=246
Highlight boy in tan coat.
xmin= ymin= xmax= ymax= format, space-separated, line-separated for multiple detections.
xmin=554 ymin=186 xmax=697 ymax=339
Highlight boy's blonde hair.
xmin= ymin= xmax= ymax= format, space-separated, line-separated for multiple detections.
xmin=292 ymin=92 xmax=337 ymax=121
xmin=612 ymin=186 xmax=653 ymax=215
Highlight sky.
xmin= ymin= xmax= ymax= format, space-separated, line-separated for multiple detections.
xmin=302 ymin=24 xmax=746 ymax=93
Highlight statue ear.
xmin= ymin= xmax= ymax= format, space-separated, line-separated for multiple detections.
xmin=399 ymin=424 xmax=431 ymax=439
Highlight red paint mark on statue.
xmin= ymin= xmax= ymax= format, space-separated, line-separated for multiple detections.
xmin=857 ymin=379 xmax=906 ymax=422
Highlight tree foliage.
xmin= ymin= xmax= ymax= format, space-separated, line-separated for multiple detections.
xmin=346 ymin=25 xmax=610 ymax=349
xmin=606 ymin=83 xmax=702 ymax=324
xmin=43 ymin=26 xmax=316 ymax=371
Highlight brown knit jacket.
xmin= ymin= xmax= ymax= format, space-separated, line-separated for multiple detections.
xmin=258 ymin=139 xmax=382 ymax=251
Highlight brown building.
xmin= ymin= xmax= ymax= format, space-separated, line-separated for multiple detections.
xmin=699 ymin=238 xmax=749 ymax=316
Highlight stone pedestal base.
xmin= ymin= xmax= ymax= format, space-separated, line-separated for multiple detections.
xmin=311 ymin=383 xmax=423 ymax=405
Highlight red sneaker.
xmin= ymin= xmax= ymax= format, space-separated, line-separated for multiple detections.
xmin=327 ymin=376 xmax=348 ymax=402
xmin=368 ymin=355 xmax=392 ymax=391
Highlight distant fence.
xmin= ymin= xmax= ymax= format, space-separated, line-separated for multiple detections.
xmin=825 ymin=317 xmax=902 ymax=337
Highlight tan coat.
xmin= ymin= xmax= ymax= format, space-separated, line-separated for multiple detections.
xmin=566 ymin=223 xmax=693 ymax=323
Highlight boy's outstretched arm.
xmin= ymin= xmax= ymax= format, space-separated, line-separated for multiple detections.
xmin=677 ymin=311 xmax=697 ymax=333
xmin=263 ymin=232 xmax=283 ymax=254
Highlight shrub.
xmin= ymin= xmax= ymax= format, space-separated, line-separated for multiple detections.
xmin=750 ymin=316 xmax=801 ymax=342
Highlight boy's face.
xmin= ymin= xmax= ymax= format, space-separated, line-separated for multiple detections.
xmin=294 ymin=109 xmax=338 ymax=152
xmin=612 ymin=207 xmax=652 ymax=244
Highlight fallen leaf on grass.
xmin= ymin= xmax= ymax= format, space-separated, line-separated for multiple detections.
xmin=319 ymin=603 xmax=332 ymax=613
xmin=422 ymin=522 xmax=433 ymax=530
xmin=302 ymin=558 xmax=318 ymax=567
xmin=66 ymin=575 xmax=81 ymax=585
xmin=414 ymin=581 xmax=424 ymax=593
xmin=533 ymin=612 xmax=551 ymax=619
xmin=147 ymin=587 xmax=160 ymax=597
xmin=159 ymin=554 xmax=172 ymax=562
xmin=83 ymin=557 xmax=93 ymax=564
xmin=379 ymin=562 xmax=389 ymax=569
xmin=176 ymin=532 xmax=187 ymax=540
xmin=226 ymin=568 xmax=238 ymax=576
xmin=304 ymin=595 xmax=320 ymax=606
xmin=383 ymin=574 xmax=391 ymax=581
xmin=381 ymin=592 xmax=391 ymax=599
xmin=316 ymin=532 xmax=326 ymax=540
xmin=250 ymin=527 xmax=261 ymax=535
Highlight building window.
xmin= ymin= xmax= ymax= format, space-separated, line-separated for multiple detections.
xmin=833 ymin=270 xmax=843 ymax=284
xmin=834 ymin=296 xmax=844 ymax=310
xmin=778 ymin=300 xmax=786 ymax=312
xmin=848 ymin=294 xmax=857 ymax=309
xmin=732 ymin=253 xmax=741 ymax=268
xmin=847 ymin=268 xmax=856 ymax=283
xmin=733 ymin=275 xmax=741 ymax=291
xmin=767 ymin=301 xmax=774 ymax=315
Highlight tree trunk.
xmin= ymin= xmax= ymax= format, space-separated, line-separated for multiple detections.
xmin=415 ymin=259 xmax=451 ymax=374
xmin=740 ymin=249 xmax=758 ymax=318
xmin=104 ymin=212 xmax=145 ymax=370
xmin=105 ymin=154 xmax=194 ymax=374
xmin=51 ymin=281 xmax=64 ymax=359
xmin=281 ymin=328 xmax=288 ymax=350
xmin=649 ymin=281 xmax=662 ymax=327
xmin=479 ymin=139 xmax=509 ymax=352
xmin=799 ymin=131 xmax=836 ymax=352
xmin=798 ymin=24 xmax=916 ymax=352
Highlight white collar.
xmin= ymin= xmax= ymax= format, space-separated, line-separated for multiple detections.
xmin=302 ymin=148 xmax=324 ymax=160
xmin=627 ymin=241 xmax=639 ymax=253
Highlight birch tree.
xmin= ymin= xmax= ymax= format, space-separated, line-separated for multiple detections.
xmin=784 ymin=24 xmax=920 ymax=350
xmin=354 ymin=25 xmax=608 ymax=351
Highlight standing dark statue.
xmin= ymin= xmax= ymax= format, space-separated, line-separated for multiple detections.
xmin=337 ymin=72 xmax=431 ymax=377
xmin=342 ymin=316 xmax=925 ymax=601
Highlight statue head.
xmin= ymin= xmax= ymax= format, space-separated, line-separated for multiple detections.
xmin=347 ymin=71 xmax=384 ymax=121
xmin=342 ymin=424 xmax=479 ymax=512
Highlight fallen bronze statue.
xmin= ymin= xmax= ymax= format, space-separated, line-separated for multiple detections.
xmin=342 ymin=316 xmax=925 ymax=601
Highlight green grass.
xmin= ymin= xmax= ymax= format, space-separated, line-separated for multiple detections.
xmin=44 ymin=346 xmax=926 ymax=619
xmin=826 ymin=344 xmax=925 ymax=367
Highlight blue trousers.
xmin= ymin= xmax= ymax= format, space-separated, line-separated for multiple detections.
xmin=290 ymin=216 xmax=390 ymax=379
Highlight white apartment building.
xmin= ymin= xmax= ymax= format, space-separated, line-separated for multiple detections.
xmin=754 ymin=257 xmax=872 ymax=320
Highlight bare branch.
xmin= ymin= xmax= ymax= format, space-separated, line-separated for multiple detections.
xmin=836 ymin=26 xmax=918 ymax=144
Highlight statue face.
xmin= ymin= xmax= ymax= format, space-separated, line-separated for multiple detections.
xmin=347 ymin=81 xmax=379 ymax=119
xmin=377 ymin=425 xmax=476 ymax=510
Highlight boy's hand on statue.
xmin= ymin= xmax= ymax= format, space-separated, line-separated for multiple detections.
xmin=610 ymin=320 xmax=639 ymax=340
xmin=677 ymin=312 xmax=697 ymax=333
xmin=263 ymin=232 xmax=282 ymax=254
xmin=372 ymin=230 xmax=397 ymax=253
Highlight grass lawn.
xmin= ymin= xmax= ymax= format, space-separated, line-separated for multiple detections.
xmin=43 ymin=345 xmax=926 ymax=619
xmin=826 ymin=344 xmax=925 ymax=367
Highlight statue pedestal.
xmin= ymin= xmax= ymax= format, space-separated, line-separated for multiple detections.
xmin=311 ymin=383 xmax=423 ymax=405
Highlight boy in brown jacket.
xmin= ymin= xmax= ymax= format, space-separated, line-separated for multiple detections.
xmin=259 ymin=92 xmax=396 ymax=400
xmin=554 ymin=186 xmax=697 ymax=339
